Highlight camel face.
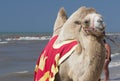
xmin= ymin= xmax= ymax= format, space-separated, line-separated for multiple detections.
xmin=82 ymin=13 xmax=105 ymax=36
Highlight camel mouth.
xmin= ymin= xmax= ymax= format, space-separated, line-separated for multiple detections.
xmin=83 ymin=26 xmax=105 ymax=36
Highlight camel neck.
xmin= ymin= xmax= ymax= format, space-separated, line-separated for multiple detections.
xmin=78 ymin=33 xmax=106 ymax=81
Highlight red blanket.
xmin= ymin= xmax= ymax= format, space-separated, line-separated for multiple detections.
xmin=34 ymin=35 xmax=78 ymax=81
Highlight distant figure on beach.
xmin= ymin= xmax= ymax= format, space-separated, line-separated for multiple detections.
xmin=103 ymin=39 xmax=111 ymax=81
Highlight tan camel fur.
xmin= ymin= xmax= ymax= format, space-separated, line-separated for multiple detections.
xmin=53 ymin=7 xmax=106 ymax=81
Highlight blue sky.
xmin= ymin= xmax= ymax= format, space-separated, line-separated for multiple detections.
xmin=0 ymin=0 xmax=120 ymax=32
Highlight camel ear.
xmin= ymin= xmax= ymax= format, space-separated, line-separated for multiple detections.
xmin=53 ymin=7 xmax=68 ymax=36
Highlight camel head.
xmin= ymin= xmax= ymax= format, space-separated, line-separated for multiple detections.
xmin=57 ymin=6 xmax=106 ymax=43
xmin=80 ymin=8 xmax=105 ymax=37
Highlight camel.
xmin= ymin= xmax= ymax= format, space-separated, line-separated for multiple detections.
xmin=53 ymin=7 xmax=106 ymax=81
xmin=34 ymin=7 xmax=106 ymax=81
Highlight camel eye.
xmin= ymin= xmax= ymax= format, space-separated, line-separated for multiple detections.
xmin=74 ymin=21 xmax=81 ymax=25
xmin=84 ymin=20 xmax=89 ymax=24
xmin=84 ymin=20 xmax=89 ymax=25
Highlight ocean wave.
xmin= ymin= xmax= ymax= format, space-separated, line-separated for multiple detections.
xmin=5 ymin=36 xmax=51 ymax=41
xmin=109 ymin=53 xmax=120 ymax=68
xmin=109 ymin=60 xmax=120 ymax=68
xmin=0 ymin=70 xmax=33 ymax=81
xmin=13 ymin=70 xmax=29 ymax=74
xmin=0 ymin=41 xmax=8 ymax=44
xmin=111 ymin=53 xmax=120 ymax=58
xmin=0 ymin=38 xmax=8 ymax=44
xmin=106 ymin=33 xmax=120 ymax=36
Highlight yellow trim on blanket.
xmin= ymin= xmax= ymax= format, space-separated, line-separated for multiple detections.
xmin=38 ymin=54 xmax=60 ymax=81
xmin=53 ymin=40 xmax=77 ymax=49
xmin=35 ymin=65 xmax=38 ymax=72
xmin=39 ymin=51 xmax=48 ymax=71
xmin=58 ymin=44 xmax=78 ymax=65
xmin=39 ymin=71 xmax=50 ymax=81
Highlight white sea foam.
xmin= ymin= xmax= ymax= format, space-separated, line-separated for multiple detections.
xmin=0 ymin=41 xmax=8 ymax=44
xmin=109 ymin=61 xmax=120 ymax=68
xmin=13 ymin=70 xmax=29 ymax=74
xmin=106 ymin=33 xmax=120 ymax=36
xmin=15 ymin=37 xmax=41 ymax=40
xmin=109 ymin=53 xmax=120 ymax=68
xmin=111 ymin=53 xmax=120 ymax=58
xmin=5 ymin=36 xmax=51 ymax=41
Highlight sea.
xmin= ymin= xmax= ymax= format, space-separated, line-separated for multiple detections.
xmin=0 ymin=32 xmax=120 ymax=81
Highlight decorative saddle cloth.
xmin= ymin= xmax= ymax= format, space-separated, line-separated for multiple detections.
xmin=34 ymin=35 xmax=78 ymax=81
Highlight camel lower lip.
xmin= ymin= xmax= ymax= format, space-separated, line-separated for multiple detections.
xmin=84 ymin=27 xmax=95 ymax=32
